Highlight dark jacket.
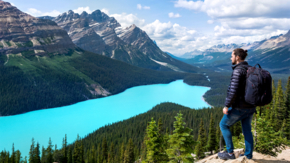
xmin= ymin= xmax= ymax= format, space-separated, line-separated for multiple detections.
xmin=224 ymin=61 xmax=256 ymax=109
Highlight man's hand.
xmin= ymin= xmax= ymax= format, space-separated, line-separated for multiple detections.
xmin=223 ymin=107 xmax=229 ymax=115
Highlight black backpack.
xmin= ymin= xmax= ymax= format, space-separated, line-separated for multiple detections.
xmin=243 ymin=64 xmax=272 ymax=106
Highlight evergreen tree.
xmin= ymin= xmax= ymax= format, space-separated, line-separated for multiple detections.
xmin=140 ymin=138 xmax=147 ymax=162
xmin=73 ymin=135 xmax=84 ymax=163
xmin=15 ymin=150 xmax=21 ymax=163
xmin=67 ymin=146 xmax=72 ymax=163
xmin=206 ymin=114 xmax=217 ymax=154
xmin=101 ymin=138 xmax=108 ymax=163
xmin=46 ymin=138 xmax=54 ymax=163
xmin=108 ymin=143 xmax=114 ymax=163
xmin=62 ymin=134 xmax=68 ymax=163
xmin=194 ymin=119 xmax=206 ymax=159
xmin=166 ymin=112 xmax=196 ymax=163
xmin=143 ymin=118 xmax=164 ymax=163
xmin=285 ymin=77 xmax=290 ymax=139
xmin=97 ymin=144 xmax=101 ymax=163
xmin=35 ymin=143 xmax=41 ymax=163
xmin=215 ymin=125 xmax=221 ymax=152
xmin=11 ymin=143 xmax=15 ymax=163
xmin=254 ymin=114 xmax=287 ymax=156
xmin=29 ymin=138 xmax=35 ymax=163
xmin=41 ymin=146 xmax=46 ymax=163
xmin=90 ymin=145 xmax=96 ymax=163
xmin=124 ymin=138 xmax=134 ymax=163
xmin=273 ymin=80 xmax=287 ymax=131
xmin=119 ymin=142 xmax=125 ymax=163
xmin=267 ymin=80 xmax=276 ymax=121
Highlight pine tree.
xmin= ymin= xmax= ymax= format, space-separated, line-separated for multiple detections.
xmin=15 ymin=150 xmax=21 ymax=163
xmin=108 ymin=143 xmax=114 ymax=163
xmin=143 ymin=117 xmax=165 ymax=163
xmin=285 ymin=77 xmax=290 ymax=139
xmin=273 ymin=80 xmax=287 ymax=131
xmin=29 ymin=138 xmax=35 ymax=163
xmin=46 ymin=138 xmax=54 ymax=163
xmin=206 ymin=114 xmax=217 ymax=154
xmin=215 ymin=125 xmax=222 ymax=152
xmin=62 ymin=134 xmax=67 ymax=163
xmin=73 ymin=135 xmax=84 ymax=163
xmin=101 ymin=138 xmax=108 ymax=163
xmin=97 ymin=144 xmax=101 ymax=163
xmin=267 ymin=80 xmax=276 ymax=121
xmin=119 ymin=142 xmax=125 ymax=163
xmin=41 ymin=146 xmax=46 ymax=163
xmin=254 ymin=114 xmax=287 ymax=156
xmin=68 ymin=146 xmax=72 ymax=163
xmin=124 ymin=138 xmax=134 ymax=163
xmin=194 ymin=119 xmax=206 ymax=159
xmin=11 ymin=143 xmax=15 ymax=163
xmin=90 ymin=145 xmax=96 ymax=163
xmin=35 ymin=143 xmax=41 ymax=163
xmin=140 ymin=138 xmax=147 ymax=162
xmin=166 ymin=112 xmax=196 ymax=163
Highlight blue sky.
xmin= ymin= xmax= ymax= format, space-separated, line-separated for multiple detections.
xmin=5 ymin=0 xmax=290 ymax=55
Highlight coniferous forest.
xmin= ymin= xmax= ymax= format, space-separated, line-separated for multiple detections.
xmin=1 ymin=77 xmax=290 ymax=163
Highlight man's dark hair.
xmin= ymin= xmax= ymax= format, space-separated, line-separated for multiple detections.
xmin=233 ymin=48 xmax=248 ymax=60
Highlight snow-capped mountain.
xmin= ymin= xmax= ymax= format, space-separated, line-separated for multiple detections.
xmin=39 ymin=10 xmax=200 ymax=72
xmin=177 ymin=31 xmax=290 ymax=74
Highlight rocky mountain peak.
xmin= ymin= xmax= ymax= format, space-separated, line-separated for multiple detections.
xmin=0 ymin=0 xmax=76 ymax=55
xmin=80 ymin=11 xmax=88 ymax=18
xmin=284 ymin=29 xmax=290 ymax=37
xmin=89 ymin=9 xmax=110 ymax=22
xmin=0 ymin=0 xmax=13 ymax=9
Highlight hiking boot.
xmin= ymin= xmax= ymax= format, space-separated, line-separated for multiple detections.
xmin=218 ymin=150 xmax=236 ymax=160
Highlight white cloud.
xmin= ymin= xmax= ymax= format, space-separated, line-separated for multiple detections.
xmin=172 ymin=0 xmax=290 ymax=53
xmin=110 ymin=13 xmax=146 ymax=28
xmin=207 ymin=20 xmax=214 ymax=24
xmin=73 ymin=6 xmax=92 ymax=14
xmin=168 ymin=12 xmax=181 ymax=18
xmin=140 ymin=20 xmax=204 ymax=54
xmin=10 ymin=3 xmax=15 ymax=6
xmin=101 ymin=8 xmax=109 ymax=15
xmin=137 ymin=4 xmax=142 ymax=10
xmin=26 ymin=8 xmax=61 ymax=17
xmin=137 ymin=4 xmax=150 ymax=10
xmin=143 ymin=6 xmax=151 ymax=10
xmin=174 ymin=0 xmax=290 ymax=19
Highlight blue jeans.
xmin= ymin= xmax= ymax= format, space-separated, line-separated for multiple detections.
xmin=219 ymin=107 xmax=256 ymax=159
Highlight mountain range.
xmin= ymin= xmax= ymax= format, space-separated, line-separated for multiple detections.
xmin=0 ymin=1 xmax=208 ymax=116
xmin=39 ymin=10 xmax=199 ymax=73
xmin=175 ymin=32 xmax=290 ymax=74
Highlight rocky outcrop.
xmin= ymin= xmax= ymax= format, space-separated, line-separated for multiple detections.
xmin=196 ymin=147 xmax=290 ymax=163
xmin=0 ymin=0 xmax=76 ymax=55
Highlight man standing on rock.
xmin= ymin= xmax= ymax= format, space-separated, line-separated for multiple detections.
xmin=218 ymin=48 xmax=256 ymax=160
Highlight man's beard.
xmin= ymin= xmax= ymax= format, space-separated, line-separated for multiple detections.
xmin=232 ymin=60 xmax=236 ymax=65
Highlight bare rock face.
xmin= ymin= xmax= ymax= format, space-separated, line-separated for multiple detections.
xmin=0 ymin=0 xmax=76 ymax=55
xmin=49 ymin=10 xmax=199 ymax=72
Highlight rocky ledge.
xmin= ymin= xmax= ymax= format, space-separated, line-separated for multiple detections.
xmin=197 ymin=147 xmax=290 ymax=163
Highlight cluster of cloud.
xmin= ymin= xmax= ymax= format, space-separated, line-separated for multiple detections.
xmin=24 ymin=1 xmax=290 ymax=55
xmin=168 ymin=12 xmax=181 ymax=18
xmin=26 ymin=8 xmax=61 ymax=17
xmin=137 ymin=4 xmax=150 ymax=10
xmin=173 ymin=0 xmax=290 ymax=52
xmin=73 ymin=7 xmax=92 ymax=14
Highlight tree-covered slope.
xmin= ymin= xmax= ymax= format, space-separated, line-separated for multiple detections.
xmin=0 ymin=48 xmax=210 ymax=116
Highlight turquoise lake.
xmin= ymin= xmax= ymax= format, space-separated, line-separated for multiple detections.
xmin=0 ymin=80 xmax=211 ymax=157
